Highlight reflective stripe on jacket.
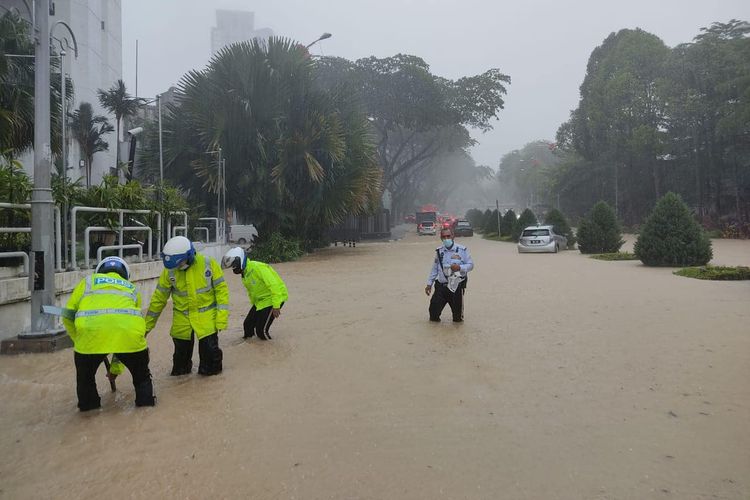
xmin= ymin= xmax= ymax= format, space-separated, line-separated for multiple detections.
xmin=63 ymin=272 xmax=148 ymax=354
xmin=242 ymin=261 xmax=288 ymax=310
xmin=145 ymin=253 xmax=229 ymax=340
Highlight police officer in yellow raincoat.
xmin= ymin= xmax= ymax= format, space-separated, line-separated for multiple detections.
xmin=221 ymin=247 xmax=288 ymax=340
xmin=63 ymin=256 xmax=155 ymax=411
xmin=146 ymin=236 xmax=229 ymax=376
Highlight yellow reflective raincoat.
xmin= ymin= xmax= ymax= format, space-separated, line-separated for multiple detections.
xmin=63 ymin=272 xmax=148 ymax=354
xmin=145 ymin=253 xmax=229 ymax=340
xmin=242 ymin=260 xmax=288 ymax=310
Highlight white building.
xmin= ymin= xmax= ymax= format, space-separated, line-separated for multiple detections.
xmin=4 ymin=0 xmax=122 ymax=186
xmin=210 ymin=10 xmax=273 ymax=55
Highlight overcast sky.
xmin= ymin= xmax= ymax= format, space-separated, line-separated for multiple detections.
xmin=122 ymin=0 xmax=749 ymax=168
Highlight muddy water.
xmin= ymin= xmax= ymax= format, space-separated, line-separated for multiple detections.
xmin=1 ymin=230 xmax=749 ymax=499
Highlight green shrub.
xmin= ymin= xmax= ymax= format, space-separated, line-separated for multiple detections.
xmin=465 ymin=208 xmax=484 ymax=228
xmin=589 ymin=252 xmax=637 ymax=261
xmin=674 ymin=265 xmax=750 ymax=280
xmin=481 ymin=209 xmax=499 ymax=234
xmin=250 ymin=232 xmax=304 ymax=263
xmin=512 ymin=208 xmax=538 ymax=242
xmin=500 ymin=209 xmax=516 ymax=236
xmin=544 ymin=208 xmax=576 ymax=248
xmin=577 ymin=201 xmax=624 ymax=254
xmin=634 ymin=192 xmax=712 ymax=266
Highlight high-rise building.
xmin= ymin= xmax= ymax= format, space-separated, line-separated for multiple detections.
xmin=4 ymin=0 xmax=123 ymax=185
xmin=210 ymin=9 xmax=273 ymax=55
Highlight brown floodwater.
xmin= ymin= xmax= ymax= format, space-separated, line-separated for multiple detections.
xmin=1 ymin=229 xmax=748 ymax=499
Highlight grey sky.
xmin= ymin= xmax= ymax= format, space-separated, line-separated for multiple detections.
xmin=123 ymin=0 xmax=749 ymax=168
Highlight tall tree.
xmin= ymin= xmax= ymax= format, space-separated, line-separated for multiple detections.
xmin=69 ymin=102 xmax=113 ymax=188
xmin=315 ymin=54 xmax=510 ymax=218
xmin=142 ymin=38 xmax=381 ymax=240
xmin=97 ymin=79 xmax=145 ymax=179
xmin=0 ymin=11 xmax=73 ymax=160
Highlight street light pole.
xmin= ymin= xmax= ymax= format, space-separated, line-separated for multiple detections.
xmin=28 ymin=0 xmax=55 ymax=335
xmin=157 ymin=93 xmax=164 ymax=186
xmin=217 ymin=147 xmax=222 ymax=225
xmin=305 ymin=32 xmax=332 ymax=49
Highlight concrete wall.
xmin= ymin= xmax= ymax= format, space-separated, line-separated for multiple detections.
xmin=0 ymin=243 xmax=229 ymax=341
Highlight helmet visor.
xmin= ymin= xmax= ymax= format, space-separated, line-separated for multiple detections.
xmin=162 ymin=251 xmax=190 ymax=269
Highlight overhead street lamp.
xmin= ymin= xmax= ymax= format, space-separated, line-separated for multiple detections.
xmin=305 ymin=32 xmax=332 ymax=49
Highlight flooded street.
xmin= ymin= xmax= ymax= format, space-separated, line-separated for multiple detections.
xmin=1 ymin=228 xmax=749 ymax=499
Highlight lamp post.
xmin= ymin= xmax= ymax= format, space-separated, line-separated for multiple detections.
xmin=205 ymin=148 xmax=226 ymax=241
xmin=305 ymin=32 xmax=332 ymax=49
xmin=27 ymin=0 xmax=54 ymax=335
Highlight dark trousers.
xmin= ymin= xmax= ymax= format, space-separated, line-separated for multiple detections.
xmin=429 ymin=281 xmax=466 ymax=322
xmin=243 ymin=302 xmax=284 ymax=340
xmin=74 ymin=349 xmax=155 ymax=411
xmin=171 ymin=331 xmax=223 ymax=376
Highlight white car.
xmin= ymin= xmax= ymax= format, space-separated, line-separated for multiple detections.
xmin=418 ymin=221 xmax=437 ymax=236
xmin=229 ymin=224 xmax=258 ymax=245
xmin=517 ymin=225 xmax=567 ymax=253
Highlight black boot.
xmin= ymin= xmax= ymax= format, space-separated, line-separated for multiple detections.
xmin=171 ymin=336 xmax=194 ymax=376
xmin=198 ymin=333 xmax=223 ymax=376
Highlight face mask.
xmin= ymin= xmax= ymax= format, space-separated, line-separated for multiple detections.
xmin=442 ymin=239 xmax=453 ymax=248
xmin=178 ymin=261 xmax=190 ymax=271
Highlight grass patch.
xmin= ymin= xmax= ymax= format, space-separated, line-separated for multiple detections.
xmin=482 ymin=232 xmax=514 ymax=242
xmin=590 ymin=252 xmax=638 ymax=261
xmin=674 ymin=265 xmax=750 ymax=280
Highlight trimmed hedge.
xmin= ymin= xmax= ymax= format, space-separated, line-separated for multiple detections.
xmin=512 ymin=208 xmax=538 ymax=242
xmin=674 ymin=266 xmax=750 ymax=280
xmin=577 ymin=201 xmax=624 ymax=254
xmin=500 ymin=209 xmax=516 ymax=236
xmin=589 ymin=252 xmax=638 ymax=261
xmin=544 ymin=208 xmax=576 ymax=249
xmin=634 ymin=192 xmax=712 ymax=266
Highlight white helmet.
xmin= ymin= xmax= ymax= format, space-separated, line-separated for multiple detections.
xmin=221 ymin=246 xmax=246 ymax=274
xmin=95 ymin=256 xmax=131 ymax=280
xmin=162 ymin=236 xmax=196 ymax=269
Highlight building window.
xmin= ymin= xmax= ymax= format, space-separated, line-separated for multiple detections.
xmin=101 ymin=20 xmax=105 ymax=30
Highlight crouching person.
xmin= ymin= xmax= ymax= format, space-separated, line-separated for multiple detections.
xmin=63 ymin=257 xmax=155 ymax=411
xmin=222 ymin=247 xmax=288 ymax=341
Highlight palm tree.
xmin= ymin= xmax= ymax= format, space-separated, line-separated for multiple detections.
xmin=97 ymin=79 xmax=144 ymax=177
xmin=157 ymin=37 xmax=381 ymax=239
xmin=69 ymin=102 xmax=113 ymax=187
xmin=1 ymin=11 xmax=73 ymax=159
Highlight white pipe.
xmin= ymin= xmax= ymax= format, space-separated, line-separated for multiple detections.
xmin=96 ymin=244 xmax=142 ymax=263
xmin=83 ymin=226 xmax=152 ymax=268
xmin=70 ymin=206 xmax=157 ymax=270
xmin=0 ymin=251 xmax=29 ymax=276
xmin=0 ymin=203 xmax=62 ymax=271
xmin=193 ymin=227 xmax=209 ymax=243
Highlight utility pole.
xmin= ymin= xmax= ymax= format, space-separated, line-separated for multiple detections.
xmin=157 ymin=94 xmax=164 ymax=186
xmin=29 ymin=0 xmax=55 ymax=335
xmin=496 ymin=199 xmax=501 ymax=236
xmin=60 ymin=50 xmax=69 ymax=268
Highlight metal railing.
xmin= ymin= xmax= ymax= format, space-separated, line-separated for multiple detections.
xmin=197 ymin=217 xmax=225 ymax=244
xmin=97 ymin=244 xmax=143 ymax=263
xmin=167 ymin=211 xmax=188 ymax=239
xmin=0 ymin=202 xmax=63 ymax=272
xmin=83 ymin=226 xmax=153 ymax=268
xmin=0 ymin=251 xmax=30 ymax=276
xmin=70 ymin=206 xmax=161 ymax=270
xmin=193 ymin=227 xmax=210 ymax=243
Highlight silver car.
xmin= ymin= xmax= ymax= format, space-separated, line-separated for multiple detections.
xmin=517 ymin=225 xmax=567 ymax=253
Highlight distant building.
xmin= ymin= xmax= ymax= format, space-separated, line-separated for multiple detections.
xmin=4 ymin=0 xmax=122 ymax=186
xmin=210 ymin=9 xmax=273 ymax=55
